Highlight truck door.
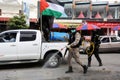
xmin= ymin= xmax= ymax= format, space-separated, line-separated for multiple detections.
xmin=0 ymin=32 xmax=18 ymax=61
xmin=18 ymin=31 xmax=40 ymax=60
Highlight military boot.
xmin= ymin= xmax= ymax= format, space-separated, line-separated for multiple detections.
xmin=88 ymin=63 xmax=91 ymax=67
xmin=82 ymin=65 xmax=88 ymax=74
xmin=99 ymin=63 xmax=103 ymax=66
xmin=65 ymin=66 xmax=73 ymax=73
xmin=88 ymin=60 xmax=91 ymax=67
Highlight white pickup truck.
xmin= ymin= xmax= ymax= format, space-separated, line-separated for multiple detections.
xmin=0 ymin=29 xmax=68 ymax=67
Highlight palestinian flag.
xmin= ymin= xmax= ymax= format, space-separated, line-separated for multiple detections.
xmin=41 ymin=0 xmax=66 ymax=18
xmin=40 ymin=0 xmax=49 ymax=12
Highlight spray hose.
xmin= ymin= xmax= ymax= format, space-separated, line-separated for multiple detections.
xmin=60 ymin=47 xmax=66 ymax=51
xmin=62 ymin=41 xmax=95 ymax=58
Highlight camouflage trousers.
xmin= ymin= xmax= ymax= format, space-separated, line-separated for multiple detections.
xmin=67 ymin=48 xmax=83 ymax=67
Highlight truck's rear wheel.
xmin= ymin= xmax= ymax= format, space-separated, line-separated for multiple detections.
xmin=45 ymin=53 xmax=61 ymax=68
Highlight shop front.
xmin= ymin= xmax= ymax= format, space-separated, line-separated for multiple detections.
xmin=87 ymin=21 xmax=120 ymax=36
xmin=53 ymin=19 xmax=120 ymax=37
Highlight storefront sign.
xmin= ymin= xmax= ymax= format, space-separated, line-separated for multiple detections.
xmin=54 ymin=19 xmax=82 ymax=28
xmin=87 ymin=21 xmax=120 ymax=28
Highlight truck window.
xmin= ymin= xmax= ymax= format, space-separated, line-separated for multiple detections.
xmin=20 ymin=31 xmax=36 ymax=42
xmin=0 ymin=32 xmax=17 ymax=42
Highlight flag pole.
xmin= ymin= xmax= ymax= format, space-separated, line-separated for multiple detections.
xmin=38 ymin=0 xmax=43 ymax=58
xmin=40 ymin=2 xmax=43 ymax=42
xmin=38 ymin=0 xmax=43 ymax=41
xmin=38 ymin=1 xmax=42 ymax=31
xmin=40 ymin=12 xmax=42 ymax=32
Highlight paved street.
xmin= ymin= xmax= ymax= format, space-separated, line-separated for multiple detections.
xmin=0 ymin=53 xmax=120 ymax=80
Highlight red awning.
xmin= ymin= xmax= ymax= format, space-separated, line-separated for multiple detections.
xmin=0 ymin=17 xmax=37 ymax=23
xmin=30 ymin=18 xmax=38 ymax=23
xmin=0 ymin=17 xmax=9 ymax=21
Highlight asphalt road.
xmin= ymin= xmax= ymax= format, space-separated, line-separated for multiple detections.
xmin=0 ymin=53 xmax=120 ymax=80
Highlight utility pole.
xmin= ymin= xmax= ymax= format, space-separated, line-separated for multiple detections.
xmin=0 ymin=9 xmax=2 ymax=16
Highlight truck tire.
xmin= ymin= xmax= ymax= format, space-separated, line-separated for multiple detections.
xmin=44 ymin=53 xmax=61 ymax=68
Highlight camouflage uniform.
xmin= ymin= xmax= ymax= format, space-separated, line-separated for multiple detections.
xmin=66 ymin=31 xmax=88 ymax=74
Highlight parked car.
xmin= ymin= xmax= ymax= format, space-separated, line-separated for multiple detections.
xmin=99 ymin=35 xmax=120 ymax=52
xmin=80 ymin=35 xmax=120 ymax=53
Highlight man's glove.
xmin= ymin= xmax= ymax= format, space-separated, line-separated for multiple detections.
xmin=66 ymin=45 xmax=71 ymax=49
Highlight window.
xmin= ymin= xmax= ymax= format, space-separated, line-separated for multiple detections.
xmin=101 ymin=37 xmax=109 ymax=43
xmin=0 ymin=32 xmax=17 ymax=42
xmin=20 ymin=31 xmax=36 ymax=42
xmin=111 ymin=37 xmax=117 ymax=42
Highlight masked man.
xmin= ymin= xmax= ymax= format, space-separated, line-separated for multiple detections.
xmin=66 ymin=28 xmax=88 ymax=74
xmin=88 ymin=30 xmax=103 ymax=67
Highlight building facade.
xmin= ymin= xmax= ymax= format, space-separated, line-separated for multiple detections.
xmin=61 ymin=1 xmax=120 ymax=36
xmin=0 ymin=0 xmax=120 ymax=36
